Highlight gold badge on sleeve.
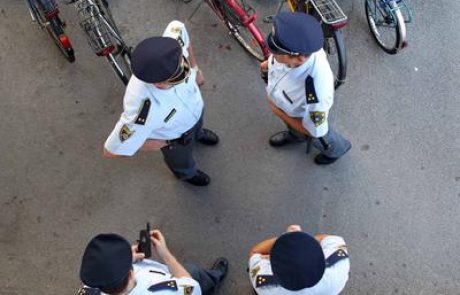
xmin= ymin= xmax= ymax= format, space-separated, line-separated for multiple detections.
xmin=119 ymin=124 xmax=134 ymax=142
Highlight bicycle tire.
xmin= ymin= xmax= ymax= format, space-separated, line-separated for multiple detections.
xmin=106 ymin=47 xmax=132 ymax=85
xmin=219 ymin=0 xmax=268 ymax=61
xmin=323 ymin=29 xmax=346 ymax=90
xmin=226 ymin=21 xmax=267 ymax=61
xmin=47 ymin=18 xmax=76 ymax=62
xmin=28 ymin=0 xmax=75 ymax=62
xmin=365 ymin=0 xmax=405 ymax=54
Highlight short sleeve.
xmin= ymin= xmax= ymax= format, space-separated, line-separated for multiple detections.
xmin=174 ymin=277 xmax=202 ymax=295
xmin=163 ymin=20 xmax=191 ymax=58
xmin=104 ymin=120 xmax=151 ymax=156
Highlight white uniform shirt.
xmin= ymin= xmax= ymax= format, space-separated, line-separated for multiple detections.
xmin=249 ymin=235 xmax=350 ymax=295
xmin=104 ymin=21 xmax=204 ymax=156
xmin=93 ymin=259 xmax=201 ymax=295
xmin=266 ymin=50 xmax=334 ymax=138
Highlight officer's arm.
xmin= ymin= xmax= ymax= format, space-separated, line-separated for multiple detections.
xmin=249 ymin=237 xmax=278 ymax=257
xmin=103 ymin=148 xmax=125 ymax=158
xmin=314 ymin=233 xmax=331 ymax=242
xmin=187 ymin=41 xmax=204 ymax=86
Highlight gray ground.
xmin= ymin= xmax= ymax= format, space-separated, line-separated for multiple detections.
xmin=1 ymin=0 xmax=459 ymax=294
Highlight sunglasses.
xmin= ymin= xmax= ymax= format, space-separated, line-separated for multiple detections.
xmin=164 ymin=56 xmax=191 ymax=85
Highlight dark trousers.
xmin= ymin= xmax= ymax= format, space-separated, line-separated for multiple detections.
xmin=184 ymin=263 xmax=223 ymax=295
xmin=160 ymin=117 xmax=205 ymax=180
xmin=288 ymin=124 xmax=351 ymax=158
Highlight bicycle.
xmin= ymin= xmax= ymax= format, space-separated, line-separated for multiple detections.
xmin=66 ymin=0 xmax=132 ymax=84
xmin=26 ymin=0 xmax=76 ymax=62
xmin=265 ymin=0 xmax=348 ymax=90
xmin=365 ymin=0 xmax=413 ymax=54
xmin=183 ymin=0 xmax=270 ymax=61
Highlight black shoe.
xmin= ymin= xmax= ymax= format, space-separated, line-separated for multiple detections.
xmin=314 ymin=143 xmax=351 ymax=165
xmin=211 ymin=257 xmax=229 ymax=281
xmin=197 ymin=128 xmax=219 ymax=145
xmin=269 ymin=131 xmax=306 ymax=147
xmin=184 ymin=170 xmax=210 ymax=186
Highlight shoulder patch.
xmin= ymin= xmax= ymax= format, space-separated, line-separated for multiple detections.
xmin=135 ymin=99 xmax=151 ymax=125
xmin=181 ymin=285 xmax=194 ymax=295
xmin=250 ymin=265 xmax=261 ymax=279
xmin=325 ymin=249 xmax=349 ymax=267
xmin=119 ymin=124 xmax=134 ymax=142
xmin=75 ymin=287 xmax=100 ymax=295
xmin=255 ymin=275 xmax=278 ymax=288
xmin=310 ymin=111 xmax=326 ymax=127
xmin=305 ymin=76 xmax=319 ymax=104
xmin=148 ymin=280 xmax=178 ymax=292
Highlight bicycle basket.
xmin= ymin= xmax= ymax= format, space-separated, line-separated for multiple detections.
xmin=308 ymin=0 xmax=347 ymax=25
xmin=75 ymin=0 xmax=116 ymax=56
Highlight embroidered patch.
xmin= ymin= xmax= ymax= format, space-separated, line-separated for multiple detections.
xmin=310 ymin=111 xmax=326 ymax=127
xmin=305 ymin=76 xmax=319 ymax=104
xmin=250 ymin=266 xmax=261 ymax=279
xmin=183 ymin=286 xmax=194 ymax=295
xmin=119 ymin=124 xmax=133 ymax=142
xmin=171 ymin=26 xmax=182 ymax=35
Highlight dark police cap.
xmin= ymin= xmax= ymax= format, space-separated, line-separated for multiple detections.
xmin=131 ymin=36 xmax=182 ymax=83
xmin=80 ymin=233 xmax=132 ymax=289
xmin=267 ymin=12 xmax=324 ymax=55
xmin=270 ymin=232 xmax=326 ymax=290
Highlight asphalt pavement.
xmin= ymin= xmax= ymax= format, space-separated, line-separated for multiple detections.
xmin=0 ymin=0 xmax=459 ymax=294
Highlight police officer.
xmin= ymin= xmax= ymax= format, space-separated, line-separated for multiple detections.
xmin=248 ymin=225 xmax=350 ymax=295
xmin=78 ymin=231 xmax=228 ymax=295
xmin=103 ymin=21 xmax=218 ymax=186
xmin=261 ymin=12 xmax=351 ymax=165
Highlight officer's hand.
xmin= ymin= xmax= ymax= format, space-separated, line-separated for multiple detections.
xmin=260 ymin=60 xmax=268 ymax=72
xmin=131 ymin=244 xmax=146 ymax=263
xmin=286 ymin=224 xmax=302 ymax=233
xmin=150 ymin=230 xmax=170 ymax=259
xmin=141 ymin=140 xmax=168 ymax=151
xmin=195 ymin=68 xmax=205 ymax=87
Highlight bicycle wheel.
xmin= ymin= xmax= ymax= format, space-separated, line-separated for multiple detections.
xmin=47 ymin=17 xmax=76 ymax=62
xmin=323 ymin=28 xmax=346 ymax=90
xmin=365 ymin=0 xmax=405 ymax=54
xmin=106 ymin=46 xmax=132 ymax=85
xmin=221 ymin=1 xmax=268 ymax=61
xmin=226 ymin=21 xmax=267 ymax=61
xmin=27 ymin=0 xmax=75 ymax=62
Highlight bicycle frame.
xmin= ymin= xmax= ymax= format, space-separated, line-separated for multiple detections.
xmin=203 ymin=0 xmax=269 ymax=59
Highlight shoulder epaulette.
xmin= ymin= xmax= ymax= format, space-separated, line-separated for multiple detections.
xmin=135 ymin=99 xmax=151 ymax=125
xmin=148 ymin=280 xmax=178 ymax=292
xmin=305 ymin=76 xmax=319 ymax=104
xmin=325 ymin=249 xmax=349 ymax=267
xmin=255 ymin=275 xmax=278 ymax=288
xmin=75 ymin=286 xmax=100 ymax=295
